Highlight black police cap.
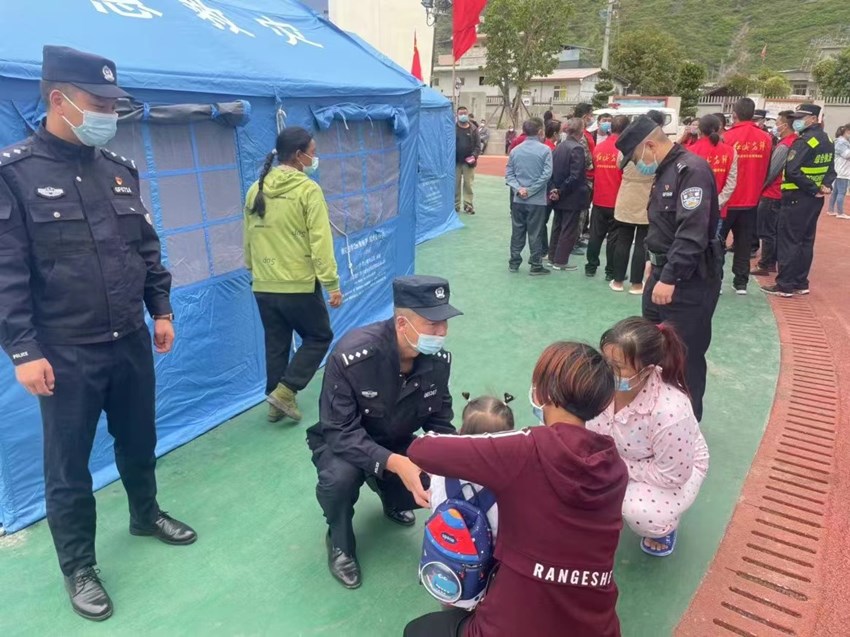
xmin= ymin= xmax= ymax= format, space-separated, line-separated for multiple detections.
xmin=753 ymin=109 xmax=768 ymax=119
xmin=791 ymin=103 xmax=822 ymax=119
xmin=393 ymin=275 xmax=462 ymax=322
xmin=615 ymin=115 xmax=659 ymax=170
xmin=42 ymin=45 xmax=130 ymax=99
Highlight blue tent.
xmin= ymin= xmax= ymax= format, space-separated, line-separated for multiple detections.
xmin=343 ymin=33 xmax=461 ymax=244
xmin=0 ymin=0 xmax=425 ymax=533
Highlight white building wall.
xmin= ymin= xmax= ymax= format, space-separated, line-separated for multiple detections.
xmin=329 ymin=0 xmax=434 ymax=84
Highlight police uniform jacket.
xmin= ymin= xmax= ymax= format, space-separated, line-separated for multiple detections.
xmin=782 ymin=126 xmax=836 ymax=197
xmin=646 ymin=144 xmax=722 ymax=285
xmin=0 ymin=125 xmax=172 ymax=365
xmin=306 ymin=318 xmax=456 ymax=478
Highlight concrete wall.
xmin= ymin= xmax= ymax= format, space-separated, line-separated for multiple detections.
xmin=329 ymin=0 xmax=434 ymax=84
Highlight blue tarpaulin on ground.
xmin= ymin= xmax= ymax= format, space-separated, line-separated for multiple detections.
xmin=0 ymin=0 xmax=424 ymax=533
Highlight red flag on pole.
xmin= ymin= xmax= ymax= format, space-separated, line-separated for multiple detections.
xmin=411 ymin=31 xmax=423 ymax=81
xmin=453 ymin=0 xmax=488 ymax=62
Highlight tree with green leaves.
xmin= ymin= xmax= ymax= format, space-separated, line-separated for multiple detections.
xmin=676 ymin=62 xmax=706 ymax=119
xmin=611 ymin=31 xmax=682 ymax=95
xmin=725 ymin=73 xmax=754 ymax=96
xmin=812 ymin=48 xmax=850 ymax=97
xmin=480 ymin=0 xmax=573 ymax=127
xmin=592 ymin=69 xmax=615 ymax=109
xmin=762 ymin=75 xmax=791 ymax=98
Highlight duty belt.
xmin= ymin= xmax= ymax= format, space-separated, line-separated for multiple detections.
xmin=648 ymin=251 xmax=668 ymax=267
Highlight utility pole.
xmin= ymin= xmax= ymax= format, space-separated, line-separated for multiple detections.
xmin=601 ymin=0 xmax=616 ymax=69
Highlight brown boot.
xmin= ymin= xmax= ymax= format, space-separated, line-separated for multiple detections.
xmin=266 ymin=383 xmax=302 ymax=421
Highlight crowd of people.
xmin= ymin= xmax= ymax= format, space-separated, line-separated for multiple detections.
xmin=0 ymin=43 xmax=844 ymax=637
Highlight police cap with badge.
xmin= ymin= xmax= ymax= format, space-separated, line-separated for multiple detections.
xmin=393 ymin=275 xmax=463 ymax=321
xmin=790 ymin=104 xmax=822 ymax=119
xmin=615 ymin=115 xmax=659 ymax=170
xmin=42 ymin=45 xmax=131 ymax=99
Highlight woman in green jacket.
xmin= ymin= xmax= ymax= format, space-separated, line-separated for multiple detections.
xmin=244 ymin=127 xmax=342 ymax=423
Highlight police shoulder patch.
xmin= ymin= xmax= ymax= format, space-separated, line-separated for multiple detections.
xmin=675 ymin=161 xmax=689 ymax=174
xmin=0 ymin=143 xmax=32 ymax=169
xmin=101 ymin=148 xmax=138 ymax=172
xmin=433 ymin=350 xmax=452 ymax=364
xmin=340 ymin=347 xmax=375 ymax=367
xmin=681 ymin=187 xmax=703 ymax=210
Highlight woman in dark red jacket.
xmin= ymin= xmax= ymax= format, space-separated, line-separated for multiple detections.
xmin=404 ymin=342 xmax=628 ymax=637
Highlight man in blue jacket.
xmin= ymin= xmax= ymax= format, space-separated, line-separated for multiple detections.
xmin=505 ymin=118 xmax=553 ymax=275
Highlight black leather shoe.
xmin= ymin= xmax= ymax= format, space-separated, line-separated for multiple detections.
xmin=64 ymin=566 xmax=113 ymax=622
xmin=383 ymin=507 xmax=416 ymax=527
xmin=325 ymin=534 xmax=361 ymax=589
xmin=130 ymin=511 xmax=197 ymax=545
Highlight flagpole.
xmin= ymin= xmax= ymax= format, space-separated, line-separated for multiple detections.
xmin=452 ymin=57 xmax=457 ymax=107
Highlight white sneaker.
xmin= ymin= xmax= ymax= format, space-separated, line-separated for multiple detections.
xmin=837 ymin=214 xmax=850 ymax=220
xmin=735 ymin=286 xmax=748 ymax=295
xmin=609 ymin=280 xmax=624 ymax=292
xmin=628 ymin=284 xmax=644 ymax=295
xmin=827 ymin=210 xmax=838 ymax=216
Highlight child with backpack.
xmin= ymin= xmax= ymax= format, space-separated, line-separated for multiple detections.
xmin=422 ymin=394 xmax=515 ymax=610
xmin=405 ymin=342 xmax=628 ymax=637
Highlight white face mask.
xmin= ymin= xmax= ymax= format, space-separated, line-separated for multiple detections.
xmin=61 ymin=93 xmax=118 ymax=147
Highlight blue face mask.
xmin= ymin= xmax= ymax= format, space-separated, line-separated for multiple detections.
xmin=792 ymin=119 xmax=806 ymax=133
xmin=403 ymin=320 xmax=445 ymax=356
xmin=635 ymin=145 xmax=658 ymax=176
xmin=599 ymin=122 xmax=612 ymax=134
xmin=615 ymin=368 xmax=649 ymax=392
xmin=529 ymin=387 xmax=544 ymax=424
xmin=62 ymin=93 xmax=118 ymax=147
xmin=770 ymin=127 xmax=779 ymax=137
xmin=300 ymin=152 xmax=319 ymax=175
xmin=458 ymin=114 xmax=469 ymax=124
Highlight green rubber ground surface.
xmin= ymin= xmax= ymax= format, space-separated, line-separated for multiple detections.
xmin=0 ymin=175 xmax=779 ymax=636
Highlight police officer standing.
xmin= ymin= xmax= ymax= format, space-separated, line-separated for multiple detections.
xmin=616 ymin=116 xmax=723 ymax=422
xmin=762 ymin=104 xmax=835 ymax=298
xmin=0 ymin=46 xmax=195 ymax=621
xmin=307 ymin=276 xmax=460 ymax=589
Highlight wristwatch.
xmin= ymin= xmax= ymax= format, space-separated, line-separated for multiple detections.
xmin=153 ymin=313 xmax=174 ymax=321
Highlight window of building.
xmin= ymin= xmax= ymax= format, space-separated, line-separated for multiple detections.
xmin=432 ymin=76 xmax=440 ymax=87
xmin=792 ymin=82 xmax=808 ymax=96
xmin=479 ymin=76 xmax=485 ymax=86
xmin=553 ymin=85 xmax=566 ymax=102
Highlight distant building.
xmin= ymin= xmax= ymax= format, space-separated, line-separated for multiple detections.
xmin=778 ymin=70 xmax=817 ymax=98
xmin=431 ymin=35 xmax=625 ymax=123
xmin=306 ymin=0 xmax=435 ymax=84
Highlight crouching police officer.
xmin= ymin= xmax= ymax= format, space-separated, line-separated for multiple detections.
xmin=0 ymin=46 xmax=196 ymax=621
xmin=307 ymin=276 xmax=461 ymax=589
xmin=616 ymin=116 xmax=723 ymax=422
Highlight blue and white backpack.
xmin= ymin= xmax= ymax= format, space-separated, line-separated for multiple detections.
xmin=419 ymin=478 xmax=496 ymax=607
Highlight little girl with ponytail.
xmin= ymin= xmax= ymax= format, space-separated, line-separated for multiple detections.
xmin=587 ymin=316 xmax=710 ymax=558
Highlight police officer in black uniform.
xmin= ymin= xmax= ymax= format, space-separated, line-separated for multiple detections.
xmin=762 ymin=104 xmax=835 ymax=298
xmin=307 ymin=275 xmax=461 ymax=589
xmin=0 ymin=46 xmax=195 ymax=621
xmin=616 ymin=116 xmax=723 ymax=422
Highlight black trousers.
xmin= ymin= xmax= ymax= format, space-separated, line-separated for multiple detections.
xmin=540 ymin=205 xmax=553 ymax=256
xmin=404 ymin=608 xmax=470 ymax=637
xmin=549 ymin=208 xmax=581 ymax=265
xmin=720 ymin=207 xmax=757 ymax=289
xmin=643 ymin=270 xmax=721 ymax=422
xmin=39 ymin=327 xmax=159 ymax=576
xmin=585 ymin=205 xmax=616 ymax=276
xmin=254 ymin=283 xmax=333 ymax=395
xmin=775 ymin=194 xmax=822 ymax=292
xmin=509 ymin=202 xmax=547 ymax=268
xmin=756 ymin=196 xmax=781 ymax=270
xmin=612 ymin=222 xmax=649 ymax=284
xmin=311 ymin=446 xmax=425 ymax=555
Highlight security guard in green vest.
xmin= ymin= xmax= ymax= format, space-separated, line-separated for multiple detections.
xmin=762 ymin=104 xmax=836 ymax=297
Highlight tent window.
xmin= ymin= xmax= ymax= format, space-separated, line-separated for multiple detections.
xmin=109 ymin=119 xmax=244 ymax=287
xmin=314 ymin=119 xmax=400 ymax=235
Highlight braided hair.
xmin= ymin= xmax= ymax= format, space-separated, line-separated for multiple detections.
xmin=251 ymin=126 xmax=313 ymax=217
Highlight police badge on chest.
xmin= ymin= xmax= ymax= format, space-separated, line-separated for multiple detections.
xmin=113 ymin=176 xmax=133 ymax=196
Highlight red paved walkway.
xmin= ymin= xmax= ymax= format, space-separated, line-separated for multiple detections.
xmin=677 ymin=211 xmax=850 ymax=636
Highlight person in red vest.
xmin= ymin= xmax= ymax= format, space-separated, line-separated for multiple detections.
xmin=585 ymin=114 xmax=628 ymax=279
xmin=689 ymin=114 xmax=738 ymax=219
xmin=751 ymin=111 xmax=797 ymax=276
xmin=720 ymin=98 xmax=772 ymax=294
